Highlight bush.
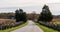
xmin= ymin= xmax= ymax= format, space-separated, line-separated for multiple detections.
xmin=0 ymin=21 xmax=24 ymax=30
xmin=39 ymin=21 xmax=60 ymax=31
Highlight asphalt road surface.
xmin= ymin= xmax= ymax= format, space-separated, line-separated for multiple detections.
xmin=12 ymin=20 xmax=44 ymax=32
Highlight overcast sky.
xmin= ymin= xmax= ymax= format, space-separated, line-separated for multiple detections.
xmin=0 ymin=0 xmax=60 ymax=7
xmin=0 ymin=0 xmax=60 ymax=15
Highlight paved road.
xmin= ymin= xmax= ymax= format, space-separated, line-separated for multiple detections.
xmin=12 ymin=20 xmax=44 ymax=32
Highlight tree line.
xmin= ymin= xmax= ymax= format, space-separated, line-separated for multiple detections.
xmin=15 ymin=5 xmax=53 ymax=22
xmin=0 ymin=4 xmax=53 ymax=22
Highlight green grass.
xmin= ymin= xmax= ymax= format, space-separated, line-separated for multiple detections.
xmin=0 ymin=21 xmax=28 ymax=32
xmin=53 ymin=22 xmax=60 ymax=25
xmin=35 ymin=23 xmax=59 ymax=32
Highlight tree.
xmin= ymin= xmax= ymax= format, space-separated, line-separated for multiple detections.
xmin=15 ymin=9 xmax=27 ymax=22
xmin=38 ymin=5 xmax=53 ymax=22
xmin=15 ymin=9 xmax=19 ymax=22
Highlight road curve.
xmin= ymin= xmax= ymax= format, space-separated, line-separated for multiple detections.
xmin=11 ymin=20 xmax=44 ymax=32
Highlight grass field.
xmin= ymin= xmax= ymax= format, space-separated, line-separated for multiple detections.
xmin=0 ymin=19 xmax=16 ymax=25
xmin=35 ymin=23 xmax=59 ymax=32
xmin=0 ymin=20 xmax=28 ymax=32
xmin=52 ymin=18 xmax=60 ymax=25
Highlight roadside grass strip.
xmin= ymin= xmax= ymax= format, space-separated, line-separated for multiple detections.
xmin=35 ymin=23 xmax=59 ymax=32
xmin=0 ymin=21 xmax=28 ymax=32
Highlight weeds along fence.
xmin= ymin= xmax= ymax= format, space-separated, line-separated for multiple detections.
xmin=39 ymin=21 xmax=60 ymax=31
xmin=0 ymin=21 xmax=24 ymax=30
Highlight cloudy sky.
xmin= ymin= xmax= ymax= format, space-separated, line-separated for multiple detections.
xmin=0 ymin=0 xmax=60 ymax=15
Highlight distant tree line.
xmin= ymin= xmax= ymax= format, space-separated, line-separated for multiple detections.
xmin=0 ymin=13 xmax=15 ymax=19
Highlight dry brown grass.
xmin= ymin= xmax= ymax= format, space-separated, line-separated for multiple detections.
xmin=52 ymin=18 xmax=60 ymax=22
xmin=51 ymin=18 xmax=60 ymax=25
xmin=0 ymin=19 xmax=16 ymax=25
